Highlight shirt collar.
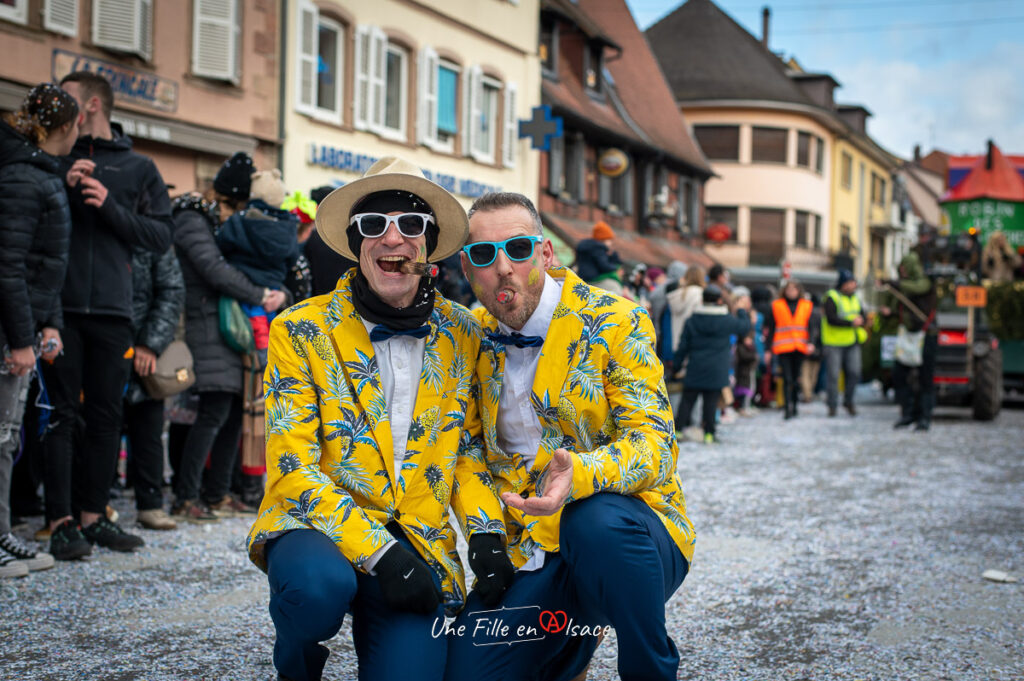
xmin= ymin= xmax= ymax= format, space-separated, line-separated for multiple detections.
xmin=497 ymin=273 xmax=562 ymax=338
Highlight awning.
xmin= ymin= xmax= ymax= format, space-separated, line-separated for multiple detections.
xmin=542 ymin=212 xmax=714 ymax=269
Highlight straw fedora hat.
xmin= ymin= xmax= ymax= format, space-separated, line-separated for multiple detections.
xmin=315 ymin=156 xmax=469 ymax=262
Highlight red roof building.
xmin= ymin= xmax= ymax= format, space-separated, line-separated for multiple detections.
xmin=942 ymin=142 xmax=1024 ymax=203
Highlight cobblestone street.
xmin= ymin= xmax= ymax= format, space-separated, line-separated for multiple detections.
xmin=4 ymin=392 xmax=1022 ymax=680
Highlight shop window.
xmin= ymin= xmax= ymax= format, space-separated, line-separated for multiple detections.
xmin=550 ymin=134 xmax=586 ymax=202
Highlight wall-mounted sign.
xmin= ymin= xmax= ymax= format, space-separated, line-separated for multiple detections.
xmin=519 ymin=105 xmax=563 ymax=151
xmin=52 ymin=49 xmax=178 ymax=113
xmin=308 ymin=144 xmax=502 ymax=199
xmin=598 ymin=148 xmax=629 ymax=177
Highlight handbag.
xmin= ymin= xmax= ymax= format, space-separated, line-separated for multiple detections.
xmin=893 ymin=325 xmax=924 ymax=367
xmin=140 ymin=340 xmax=196 ymax=399
xmin=218 ymin=296 xmax=256 ymax=355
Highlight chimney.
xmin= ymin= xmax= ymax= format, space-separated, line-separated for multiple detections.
xmin=986 ymin=139 xmax=993 ymax=170
xmin=762 ymin=7 xmax=770 ymax=48
xmin=913 ymin=144 xmax=921 ymax=162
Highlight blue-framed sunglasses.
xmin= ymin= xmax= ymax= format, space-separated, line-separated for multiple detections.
xmin=462 ymin=235 xmax=543 ymax=267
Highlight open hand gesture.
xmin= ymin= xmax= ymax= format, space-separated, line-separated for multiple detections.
xmin=501 ymin=449 xmax=574 ymax=516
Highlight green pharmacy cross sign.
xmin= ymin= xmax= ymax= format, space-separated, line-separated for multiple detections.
xmin=944 ymin=199 xmax=1024 ymax=247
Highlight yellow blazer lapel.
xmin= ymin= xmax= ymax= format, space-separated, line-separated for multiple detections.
xmin=529 ymin=269 xmax=587 ymax=460
xmin=327 ymin=285 xmax=397 ymax=494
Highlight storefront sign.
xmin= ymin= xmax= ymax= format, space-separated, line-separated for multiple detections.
xmin=308 ymin=144 xmax=502 ymax=199
xmin=51 ymin=49 xmax=178 ymax=113
xmin=597 ymin=148 xmax=629 ymax=177
xmin=943 ymin=199 xmax=1024 ymax=246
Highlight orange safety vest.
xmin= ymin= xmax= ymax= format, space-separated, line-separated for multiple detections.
xmin=771 ymin=298 xmax=812 ymax=354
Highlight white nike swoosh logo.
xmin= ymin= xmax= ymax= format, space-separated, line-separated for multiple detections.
xmin=403 ymin=569 xmax=414 ymax=580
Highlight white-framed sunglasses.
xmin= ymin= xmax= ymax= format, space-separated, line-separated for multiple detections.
xmin=348 ymin=212 xmax=435 ymax=238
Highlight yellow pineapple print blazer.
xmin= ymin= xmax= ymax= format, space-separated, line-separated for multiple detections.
xmin=247 ymin=270 xmax=506 ymax=612
xmin=474 ymin=268 xmax=695 ymax=568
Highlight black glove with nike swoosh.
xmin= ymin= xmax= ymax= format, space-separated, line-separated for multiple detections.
xmin=469 ymin=533 xmax=516 ymax=608
xmin=374 ymin=543 xmax=442 ymax=614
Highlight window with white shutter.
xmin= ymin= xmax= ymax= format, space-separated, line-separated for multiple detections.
xmin=192 ymin=0 xmax=240 ymax=83
xmin=353 ymin=25 xmax=370 ymax=129
xmin=369 ymin=28 xmax=387 ymax=131
xmin=44 ymin=0 xmax=78 ymax=37
xmin=473 ymin=75 xmax=499 ymax=164
xmin=502 ymin=83 xmax=517 ymax=168
xmin=93 ymin=0 xmax=152 ymax=61
xmin=0 ymin=0 xmax=28 ymax=25
xmin=417 ymin=46 xmax=439 ymax=147
xmin=294 ymin=2 xmax=342 ymax=124
xmin=295 ymin=1 xmax=317 ymax=115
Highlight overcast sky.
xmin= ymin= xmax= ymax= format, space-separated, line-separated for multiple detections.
xmin=626 ymin=0 xmax=1024 ymax=159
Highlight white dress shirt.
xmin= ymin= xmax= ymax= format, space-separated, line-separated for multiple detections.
xmin=495 ymin=274 xmax=562 ymax=571
xmin=360 ymin=317 xmax=426 ymax=573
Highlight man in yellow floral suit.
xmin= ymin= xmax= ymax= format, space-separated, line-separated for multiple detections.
xmin=445 ymin=193 xmax=695 ymax=681
xmin=247 ymin=158 xmax=514 ymax=681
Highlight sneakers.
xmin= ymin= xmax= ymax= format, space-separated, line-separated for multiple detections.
xmin=893 ymin=416 xmax=915 ymax=429
xmin=845 ymin=403 xmax=857 ymax=416
xmin=0 ymin=547 xmax=29 ymax=578
xmin=49 ymin=519 xmax=93 ymax=561
xmin=137 ymin=509 xmax=178 ymax=531
xmin=81 ymin=516 xmax=145 ymax=552
xmin=703 ymin=432 xmax=717 ymax=444
xmin=0 ymin=532 xmax=55 ymax=571
xmin=171 ymin=499 xmax=218 ymax=523
xmin=208 ymin=494 xmax=257 ymax=518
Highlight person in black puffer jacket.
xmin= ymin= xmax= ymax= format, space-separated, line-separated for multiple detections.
xmin=171 ymin=190 xmax=286 ymax=523
xmin=0 ymin=83 xmax=79 ymax=573
xmin=123 ymin=245 xmax=184 ymax=531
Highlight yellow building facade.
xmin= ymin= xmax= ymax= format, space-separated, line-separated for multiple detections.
xmin=281 ymin=0 xmax=541 ymax=210
xmin=830 ymin=131 xmax=897 ymax=280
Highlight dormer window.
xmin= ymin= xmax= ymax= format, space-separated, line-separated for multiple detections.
xmin=585 ymin=43 xmax=603 ymax=94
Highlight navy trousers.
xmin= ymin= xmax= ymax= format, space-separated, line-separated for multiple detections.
xmin=445 ymin=493 xmax=689 ymax=681
xmin=265 ymin=528 xmax=447 ymax=681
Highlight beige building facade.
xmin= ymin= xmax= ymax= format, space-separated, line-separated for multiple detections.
xmin=0 ymin=0 xmax=282 ymax=193
xmin=281 ymin=0 xmax=541 ymax=210
xmin=686 ymin=105 xmax=832 ymax=272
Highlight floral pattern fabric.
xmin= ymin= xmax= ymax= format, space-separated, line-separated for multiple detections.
xmin=247 ymin=269 xmax=505 ymax=613
xmin=474 ymin=268 xmax=696 ymax=568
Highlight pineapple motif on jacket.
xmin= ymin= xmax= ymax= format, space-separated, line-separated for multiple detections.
xmin=473 ymin=268 xmax=695 ymax=569
xmin=247 ymin=270 xmax=505 ymax=614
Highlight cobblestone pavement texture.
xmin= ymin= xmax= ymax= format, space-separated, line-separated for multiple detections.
xmin=3 ymin=393 xmax=1022 ymax=680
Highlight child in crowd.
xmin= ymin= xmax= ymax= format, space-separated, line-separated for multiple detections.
xmin=731 ymin=287 xmax=758 ymax=416
xmin=673 ymin=285 xmax=752 ymax=443
xmin=214 ymin=163 xmax=299 ymax=358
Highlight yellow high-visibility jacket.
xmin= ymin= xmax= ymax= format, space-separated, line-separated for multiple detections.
xmin=473 ymin=268 xmax=695 ymax=568
xmin=247 ymin=270 xmax=506 ymax=612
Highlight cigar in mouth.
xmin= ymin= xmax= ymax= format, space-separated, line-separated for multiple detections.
xmin=399 ymin=261 xmax=439 ymax=277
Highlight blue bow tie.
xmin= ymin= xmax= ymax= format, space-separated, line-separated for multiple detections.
xmin=369 ymin=324 xmax=430 ymax=343
xmin=487 ymin=331 xmax=545 ymax=348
